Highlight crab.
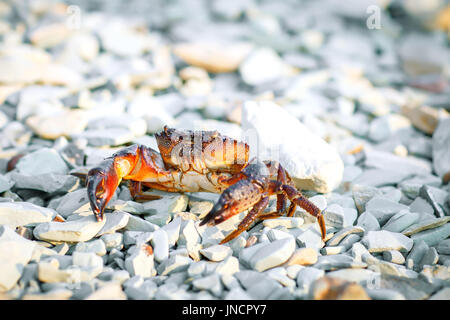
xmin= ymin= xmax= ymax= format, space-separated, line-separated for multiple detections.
xmin=86 ymin=126 xmax=326 ymax=244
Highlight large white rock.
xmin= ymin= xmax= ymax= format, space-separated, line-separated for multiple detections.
xmin=241 ymin=101 xmax=344 ymax=193
xmin=0 ymin=226 xmax=36 ymax=292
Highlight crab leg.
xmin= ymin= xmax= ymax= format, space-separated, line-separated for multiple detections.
xmin=282 ymin=184 xmax=326 ymax=239
xmin=220 ymin=196 xmax=270 ymax=244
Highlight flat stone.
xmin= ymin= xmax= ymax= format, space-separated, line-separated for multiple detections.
xmin=161 ymin=217 xmax=182 ymax=246
xmin=437 ymin=239 xmax=450 ymax=255
xmin=247 ymin=237 xmax=296 ymax=272
xmin=365 ymin=196 xmax=410 ymax=226
xmin=296 ymin=267 xmax=325 ymax=291
xmin=0 ymin=202 xmax=56 ymax=228
xmin=366 ymin=288 xmax=406 ymax=300
xmin=285 ymin=248 xmax=318 ymax=266
xmin=15 ymin=148 xmax=69 ymax=176
xmin=323 ymin=204 xmax=357 ymax=228
xmin=314 ymin=254 xmax=367 ymax=271
xmin=125 ymin=244 xmax=155 ymax=278
xmin=189 ymin=200 xmax=213 ymax=219
xmin=192 ymin=273 xmax=222 ymax=297
xmin=200 ymin=244 xmax=231 ymax=262
xmin=409 ymin=196 xmax=435 ymax=216
xmin=156 ymin=255 xmax=192 ymax=276
xmin=8 ymin=172 xmax=79 ymax=194
xmin=326 ymin=268 xmax=379 ymax=286
xmin=327 ymin=226 xmax=365 ymax=246
xmin=432 ymin=117 xmax=450 ymax=180
xmin=125 ymin=214 xmax=159 ymax=232
xmin=33 ymin=215 xmax=106 ymax=243
xmin=364 ymin=148 xmax=432 ymax=176
xmin=356 ymin=211 xmax=380 ymax=232
xmin=417 ymin=247 xmax=439 ymax=271
xmin=0 ymin=174 xmax=14 ymax=193
xmin=296 ymin=227 xmax=324 ymax=250
xmin=241 ymin=101 xmax=343 ymax=193
xmin=0 ymin=226 xmax=36 ymax=292
xmin=321 ymin=246 xmax=347 ymax=255
xmin=215 ymin=256 xmax=240 ymax=276
xmin=267 ymin=229 xmax=294 ymax=242
xmin=352 ymin=168 xmax=412 ymax=187
xmin=264 ymin=267 xmax=296 ymax=288
xmin=362 ymin=230 xmax=413 ymax=253
xmin=100 ymin=233 xmax=123 ymax=251
xmin=410 ymin=222 xmax=450 ymax=247
xmin=151 ymin=229 xmax=169 ymax=263
xmin=72 ymin=128 xmax=136 ymax=147
xmin=74 ymin=239 xmax=107 ymax=256
xmin=402 ymin=217 xmax=450 ymax=236
xmin=352 ymin=184 xmax=382 ymax=213
xmin=262 ymin=217 xmax=304 ymax=229
xmin=406 ymin=240 xmax=429 ymax=271
xmin=54 ymin=188 xmax=90 ymax=218
xmin=378 ymin=274 xmax=439 ymax=300
xmin=368 ymin=114 xmax=411 ymax=142
xmin=72 ymin=251 xmax=104 ymax=270
xmin=382 ymin=210 xmax=420 ymax=233
xmin=419 ymin=185 xmax=449 ymax=218
xmin=96 ymin=210 xmax=130 ymax=236
xmin=142 ymin=195 xmax=188 ymax=215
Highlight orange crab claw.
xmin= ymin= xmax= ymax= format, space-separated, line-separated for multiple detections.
xmin=86 ymin=158 xmax=120 ymax=221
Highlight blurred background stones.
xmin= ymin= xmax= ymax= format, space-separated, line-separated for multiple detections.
xmin=0 ymin=0 xmax=450 ymax=300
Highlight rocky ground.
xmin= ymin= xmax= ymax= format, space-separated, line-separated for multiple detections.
xmin=0 ymin=0 xmax=450 ymax=300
